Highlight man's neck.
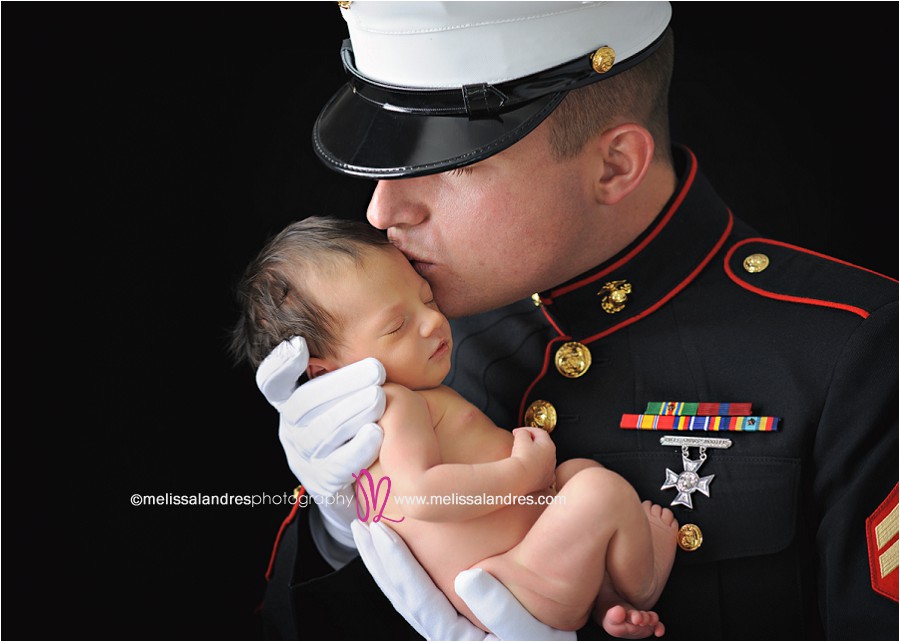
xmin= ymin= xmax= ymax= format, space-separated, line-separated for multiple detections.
xmin=569 ymin=159 xmax=678 ymax=285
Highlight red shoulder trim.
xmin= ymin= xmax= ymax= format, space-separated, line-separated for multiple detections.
xmin=724 ymin=238 xmax=898 ymax=320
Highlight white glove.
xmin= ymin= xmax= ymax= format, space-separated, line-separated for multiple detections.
xmin=351 ymin=520 xmax=576 ymax=641
xmin=256 ymin=336 xmax=386 ymax=546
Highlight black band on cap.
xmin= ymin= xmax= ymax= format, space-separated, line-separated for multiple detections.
xmin=462 ymin=84 xmax=509 ymax=119
xmin=340 ymin=30 xmax=666 ymax=119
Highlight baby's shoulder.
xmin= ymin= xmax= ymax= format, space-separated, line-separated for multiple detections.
xmin=381 ymin=383 xmax=471 ymax=429
xmin=381 ymin=382 xmax=453 ymax=424
xmin=418 ymin=384 xmax=467 ymax=406
xmin=420 ymin=385 xmax=495 ymax=434
xmin=416 ymin=384 xmax=465 ymax=401
xmin=382 ymin=382 xmax=427 ymax=415
xmin=418 ymin=385 xmax=471 ymax=427
xmin=382 ymin=381 xmax=418 ymax=399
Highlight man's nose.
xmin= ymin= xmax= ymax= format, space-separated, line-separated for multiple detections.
xmin=367 ymin=179 xmax=428 ymax=230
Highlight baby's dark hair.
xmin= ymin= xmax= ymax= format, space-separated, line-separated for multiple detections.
xmin=230 ymin=216 xmax=392 ymax=369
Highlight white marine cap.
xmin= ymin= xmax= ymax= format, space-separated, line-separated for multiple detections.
xmin=313 ymin=1 xmax=672 ymax=178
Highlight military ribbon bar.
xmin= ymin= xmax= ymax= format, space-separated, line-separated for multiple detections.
xmin=620 ymin=414 xmax=780 ymax=431
xmin=645 ymin=402 xmax=753 ymax=416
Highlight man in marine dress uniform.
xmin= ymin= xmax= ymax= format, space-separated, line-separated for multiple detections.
xmin=254 ymin=3 xmax=898 ymax=639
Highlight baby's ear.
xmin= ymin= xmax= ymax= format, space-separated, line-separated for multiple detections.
xmin=306 ymin=357 xmax=335 ymax=380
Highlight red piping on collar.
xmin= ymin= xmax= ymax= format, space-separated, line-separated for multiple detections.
xmin=724 ymin=238 xmax=898 ymax=319
xmin=578 ymin=211 xmax=734 ymax=345
xmin=544 ymin=148 xmax=699 ymax=302
xmin=522 ymin=211 xmax=732 ymax=424
xmin=540 ymin=304 xmax=568 ymax=337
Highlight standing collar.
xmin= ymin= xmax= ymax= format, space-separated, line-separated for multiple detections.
xmin=536 ymin=146 xmax=734 ymax=343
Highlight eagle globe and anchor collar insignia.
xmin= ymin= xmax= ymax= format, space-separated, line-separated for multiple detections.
xmin=598 ymin=280 xmax=632 ymax=314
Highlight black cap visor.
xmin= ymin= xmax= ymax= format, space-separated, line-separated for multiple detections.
xmin=313 ymin=34 xmax=665 ymax=179
xmin=313 ymin=84 xmax=564 ymax=179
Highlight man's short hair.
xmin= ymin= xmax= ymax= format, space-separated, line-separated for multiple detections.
xmin=547 ymin=27 xmax=674 ymax=162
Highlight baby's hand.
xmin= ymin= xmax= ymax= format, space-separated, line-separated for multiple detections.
xmin=510 ymin=426 xmax=557 ymax=493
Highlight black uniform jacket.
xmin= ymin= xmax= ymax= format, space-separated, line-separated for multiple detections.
xmin=262 ymin=147 xmax=899 ymax=640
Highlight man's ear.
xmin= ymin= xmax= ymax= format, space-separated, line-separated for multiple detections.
xmin=307 ymin=357 xmax=339 ymax=379
xmin=591 ymin=123 xmax=655 ymax=205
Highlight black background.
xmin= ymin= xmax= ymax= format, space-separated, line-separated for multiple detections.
xmin=5 ymin=2 xmax=897 ymax=640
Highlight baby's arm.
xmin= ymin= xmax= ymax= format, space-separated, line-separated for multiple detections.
xmin=378 ymin=383 xmax=555 ymax=522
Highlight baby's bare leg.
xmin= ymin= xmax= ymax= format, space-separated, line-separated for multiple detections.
xmin=473 ymin=462 xmax=668 ymax=631
xmin=594 ymin=503 xmax=678 ymax=638
xmin=554 ymin=457 xmax=600 ymax=487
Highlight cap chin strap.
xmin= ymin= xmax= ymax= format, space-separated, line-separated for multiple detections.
xmin=339 ymin=31 xmax=666 ymax=119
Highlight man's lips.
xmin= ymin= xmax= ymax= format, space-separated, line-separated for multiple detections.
xmin=410 ymin=260 xmax=437 ymax=278
xmin=402 ymin=251 xmax=436 ymax=276
xmin=390 ymin=238 xmax=434 ymax=266
xmin=406 ymin=254 xmax=434 ymax=269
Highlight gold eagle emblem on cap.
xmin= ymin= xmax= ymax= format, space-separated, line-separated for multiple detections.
xmin=591 ymin=46 xmax=616 ymax=74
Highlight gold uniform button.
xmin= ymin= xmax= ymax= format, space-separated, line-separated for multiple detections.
xmin=524 ymin=400 xmax=557 ymax=433
xmin=555 ymin=341 xmax=592 ymax=378
xmin=531 ymin=292 xmax=542 ymax=307
xmin=677 ymin=523 xmax=703 ymax=552
xmin=743 ymin=253 xmax=770 ymax=273
xmin=598 ymin=280 xmax=632 ymax=314
xmin=591 ymin=46 xmax=616 ymax=74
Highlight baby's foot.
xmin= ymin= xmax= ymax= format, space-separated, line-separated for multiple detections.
xmin=641 ymin=500 xmax=678 ymax=607
xmin=601 ymin=603 xmax=665 ymax=639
